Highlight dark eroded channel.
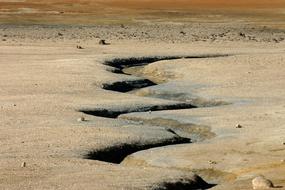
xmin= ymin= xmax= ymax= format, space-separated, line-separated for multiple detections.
xmin=84 ymin=136 xmax=191 ymax=164
xmin=80 ymin=55 xmax=229 ymax=162
xmin=80 ymin=102 xmax=196 ymax=118
xmin=79 ymin=55 xmax=228 ymax=189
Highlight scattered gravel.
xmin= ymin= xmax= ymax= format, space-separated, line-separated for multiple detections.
xmin=0 ymin=23 xmax=284 ymax=43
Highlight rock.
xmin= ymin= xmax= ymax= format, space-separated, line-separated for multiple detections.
xmin=21 ymin=162 xmax=26 ymax=168
xmin=273 ymin=38 xmax=280 ymax=43
xmin=252 ymin=176 xmax=274 ymax=189
xmin=208 ymin=160 xmax=217 ymax=165
xmin=99 ymin=40 xmax=107 ymax=45
xmin=236 ymin=124 xmax=243 ymax=128
xmin=239 ymin=32 xmax=246 ymax=38
xmin=77 ymin=117 xmax=86 ymax=122
xmin=76 ymin=45 xmax=83 ymax=49
xmin=58 ymin=32 xmax=63 ymax=36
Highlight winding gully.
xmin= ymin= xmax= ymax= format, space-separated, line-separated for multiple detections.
xmin=78 ymin=54 xmax=231 ymax=189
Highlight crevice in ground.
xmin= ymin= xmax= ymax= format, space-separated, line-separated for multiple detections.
xmin=103 ymin=55 xmax=231 ymax=70
xmin=79 ymin=102 xmax=196 ymax=118
xmin=101 ymin=78 xmax=157 ymax=92
xmin=84 ymin=136 xmax=191 ymax=164
xmin=153 ymin=176 xmax=216 ymax=190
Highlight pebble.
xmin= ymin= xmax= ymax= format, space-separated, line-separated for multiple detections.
xmin=208 ymin=160 xmax=217 ymax=165
xmin=252 ymin=176 xmax=274 ymax=189
xmin=77 ymin=117 xmax=86 ymax=122
xmin=76 ymin=45 xmax=83 ymax=49
xmin=21 ymin=162 xmax=26 ymax=168
xmin=236 ymin=124 xmax=243 ymax=128
xmin=99 ymin=39 xmax=107 ymax=45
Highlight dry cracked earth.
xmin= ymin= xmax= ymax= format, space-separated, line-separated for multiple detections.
xmin=1 ymin=1 xmax=285 ymax=190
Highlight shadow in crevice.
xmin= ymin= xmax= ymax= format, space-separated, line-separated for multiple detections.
xmin=101 ymin=78 xmax=157 ymax=92
xmin=104 ymin=54 xmax=231 ymax=69
xmin=80 ymin=103 xmax=196 ymax=118
xmin=153 ymin=176 xmax=216 ymax=190
xmin=154 ymin=182 xmax=216 ymax=190
xmin=84 ymin=137 xmax=191 ymax=164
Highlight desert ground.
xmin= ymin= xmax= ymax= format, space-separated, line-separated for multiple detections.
xmin=0 ymin=1 xmax=285 ymax=190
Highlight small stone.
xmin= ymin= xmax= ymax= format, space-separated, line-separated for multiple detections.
xmin=58 ymin=32 xmax=63 ymax=36
xmin=236 ymin=124 xmax=243 ymax=128
xmin=282 ymin=142 xmax=285 ymax=145
xmin=99 ymin=40 xmax=107 ymax=45
xmin=77 ymin=117 xmax=86 ymax=122
xmin=273 ymin=38 xmax=279 ymax=43
xmin=148 ymin=110 xmax=152 ymax=114
xmin=208 ymin=160 xmax=217 ymax=165
xmin=239 ymin=32 xmax=246 ymax=38
xmin=21 ymin=162 xmax=26 ymax=168
xmin=252 ymin=176 xmax=274 ymax=189
xmin=76 ymin=45 xmax=83 ymax=49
